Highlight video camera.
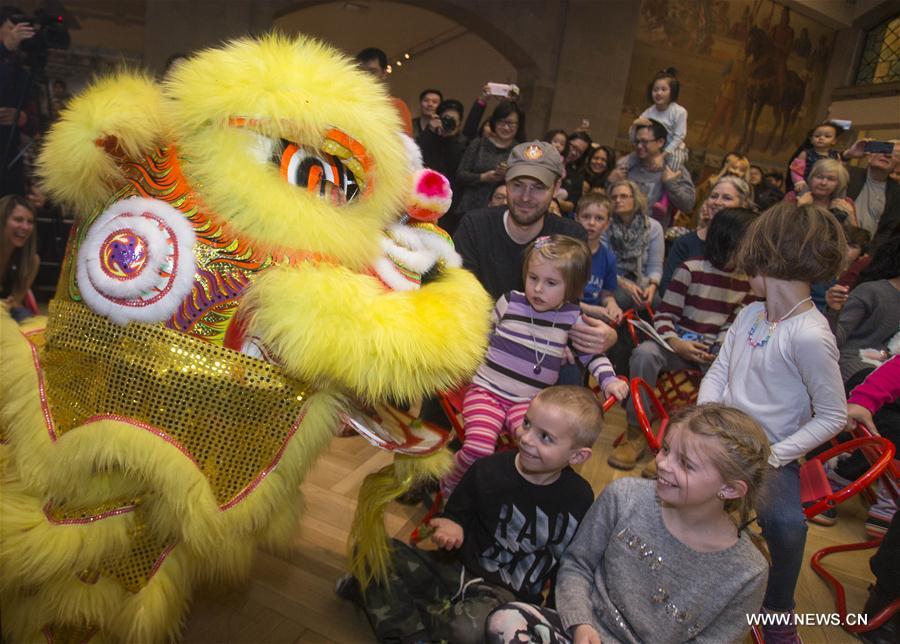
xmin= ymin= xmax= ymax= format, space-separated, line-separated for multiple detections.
xmin=10 ymin=10 xmax=70 ymax=58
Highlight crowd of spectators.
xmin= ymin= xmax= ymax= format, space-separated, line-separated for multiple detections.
xmin=2 ymin=22 xmax=899 ymax=643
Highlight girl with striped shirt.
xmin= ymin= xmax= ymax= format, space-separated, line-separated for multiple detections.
xmin=610 ymin=208 xmax=758 ymax=473
xmin=442 ymin=235 xmax=628 ymax=498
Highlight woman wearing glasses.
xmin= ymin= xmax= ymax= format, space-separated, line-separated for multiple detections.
xmin=454 ymin=101 xmax=526 ymax=217
xmin=605 ymin=179 xmax=665 ymax=310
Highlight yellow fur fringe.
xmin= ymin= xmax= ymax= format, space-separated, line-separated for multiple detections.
xmin=349 ymin=450 xmax=452 ymax=588
xmin=36 ymin=72 xmax=166 ymax=215
xmin=245 ymin=264 xmax=491 ymax=403
xmin=0 ymin=309 xmax=347 ymax=637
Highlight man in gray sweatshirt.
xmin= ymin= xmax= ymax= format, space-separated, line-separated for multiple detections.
xmin=616 ymin=118 xmax=696 ymax=229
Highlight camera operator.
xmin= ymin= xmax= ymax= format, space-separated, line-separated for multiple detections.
xmin=416 ymin=98 xmax=467 ymax=233
xmin=1 ymin=5 xmax=37 ymax=195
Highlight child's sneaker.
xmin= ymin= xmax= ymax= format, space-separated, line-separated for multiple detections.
xmin=865 ymin=481 xmax=897 ymax=538
xmin=760 ymin=610 xmax=803 ymax=644
xmin=334 ymin=573 xmax=363 ymax=606
xmin=865 ymin=514 xmax=890 ymax=538
xmin=807 ymin=508 xmax=837 ymax=526
xmin=824 ymin=457 xmax=854 ymax=490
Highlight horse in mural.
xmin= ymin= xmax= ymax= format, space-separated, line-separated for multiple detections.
xmin=737 ymin=25 xmax=807 ymax=154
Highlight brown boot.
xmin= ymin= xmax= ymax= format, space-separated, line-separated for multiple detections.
xmin=608 ymin=425 xmax=646 ymax=470
xmin=641 ymin=457 xmax=658 ymax=479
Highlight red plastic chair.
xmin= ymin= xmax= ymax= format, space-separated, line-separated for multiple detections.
xmin=410 ymin=387 xmax=468 ymax=545
xmin=437 ymin=386 xmax=467 ymax=438
xmin=619 ymin=304 xmax=701 ymax=414
xmin=744 ymin=428 xmax=896 ymax=643
xmin=619 ymin=302 xmax=655 ymax=345
xmin=657 ymin=369 xmax=702 ymax=411
xmin=23 ymin=289 xmax=39 ymax=315
xmin=610 ymin=370 xmax=700 ymax=453
xmin=624 ymin=377 xmax=670 ymax=453
xmin=799 ymin=435 xmax=895 ymax=519
xmin=799 ymin=427 xmax=898 ymax=636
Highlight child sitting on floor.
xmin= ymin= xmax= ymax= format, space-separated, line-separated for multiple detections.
xmin=486 ymin=404 xmax=771 ymax=643
xmin=441 ymin=234 xmax=628 ymax=498
xmin=337 ymin=386 xmax=603 ymax=644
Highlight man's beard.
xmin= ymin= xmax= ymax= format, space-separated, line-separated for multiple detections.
xmin=508 ymin=200 xmax=547 ymax=227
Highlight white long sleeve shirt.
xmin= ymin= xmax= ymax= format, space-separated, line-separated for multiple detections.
xmin=698 ymin=301 xmax=847 ymax=467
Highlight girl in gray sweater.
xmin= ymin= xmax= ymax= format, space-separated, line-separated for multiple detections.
xmin=485 ymin=404 xmax=770 ymax=643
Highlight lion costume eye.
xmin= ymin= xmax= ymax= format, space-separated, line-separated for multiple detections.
xmin=229 ymin=118 xmax=370 ymax=204
xmin=274 ymin=140 xmax=360 ymax=203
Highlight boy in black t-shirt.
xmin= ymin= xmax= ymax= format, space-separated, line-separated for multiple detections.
xmin=337 ymin=386 xmax=600 ymax=643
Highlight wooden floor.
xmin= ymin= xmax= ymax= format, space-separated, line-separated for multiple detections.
xmin=181 ymin=404 xmax=876 ymax=643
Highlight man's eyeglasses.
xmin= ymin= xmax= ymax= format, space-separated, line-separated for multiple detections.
xmin=635 ymin=138 xmax=657 ymax=147
xmin=497 ymin=119 xmax=519 ymax=128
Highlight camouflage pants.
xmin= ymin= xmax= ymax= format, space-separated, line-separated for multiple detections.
xmin=484 ymin=602 xmax=570 ymax=644
xmin=361 ymin=539 xmax=517 ymax=644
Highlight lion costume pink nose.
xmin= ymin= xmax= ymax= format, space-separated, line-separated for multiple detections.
xmin=406 ymin=168 xmax=452 ymax=223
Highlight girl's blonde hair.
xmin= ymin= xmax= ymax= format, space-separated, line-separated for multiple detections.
xmin=808 ymin=158 xmax=849 ymax=198
xmin=522 ymin=234 xmax=591 ymax=303
xmin=666 ymin=404 xmax=771 ymax=557
xmin=736 ymin=202 xmax=847 ymax=283
xmin=714 ymin=152 xmax=751 ymax=184
xmin=608 ymin=179 xmax=648 ymax=218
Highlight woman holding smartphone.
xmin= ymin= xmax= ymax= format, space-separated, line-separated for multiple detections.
xmin=453 ymin=101 xmax=526 ymax=217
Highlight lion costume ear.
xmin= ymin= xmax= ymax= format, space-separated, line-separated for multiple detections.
xmin=36 ymin=71 xmax=167 ymax=215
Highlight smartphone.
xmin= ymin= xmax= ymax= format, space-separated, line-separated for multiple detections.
xmin=486 ymin=82 xmax=512 ymax=97
xmin=864 ymin=140 xmax=895 ymax=154
xmin=830 ymin=119 xmax=852 ymax=131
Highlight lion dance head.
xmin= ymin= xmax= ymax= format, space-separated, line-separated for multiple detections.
xmin=0 ymin=35 xmax=489 ymax=642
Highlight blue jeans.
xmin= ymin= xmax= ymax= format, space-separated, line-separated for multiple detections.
xmin=9 ymin=306 xmax=33 ymax=323
xmin=556 ymin=362 xmax=583 ymax=386
xmin=757 ymin=461 xmax=807 ymax=611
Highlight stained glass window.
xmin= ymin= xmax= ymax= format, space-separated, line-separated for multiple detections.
xmin=855 ymin=14 xmax=900 ymax=84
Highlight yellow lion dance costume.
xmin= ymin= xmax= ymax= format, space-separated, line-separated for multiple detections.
xmin=0 ymin=35 xmax=490 ymax=642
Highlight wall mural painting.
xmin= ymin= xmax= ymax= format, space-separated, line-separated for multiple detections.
xmin=621 ymin=0 xmax=837 ymax=169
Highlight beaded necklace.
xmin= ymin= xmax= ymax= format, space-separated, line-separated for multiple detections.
xmin=746 ymin=297 xmax=812 ymax=348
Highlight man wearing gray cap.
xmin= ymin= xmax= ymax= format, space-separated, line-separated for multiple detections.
xmin=454 ymin=140 xmax=617 ymax=358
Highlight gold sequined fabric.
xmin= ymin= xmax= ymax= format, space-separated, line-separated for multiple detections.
xmin=97 ymin=515 xmax=175 ymax=594
xmin=44 ymin=497 xmax=138 ymax=524
xmin=40 ymin=299 xmax=311 ymax=507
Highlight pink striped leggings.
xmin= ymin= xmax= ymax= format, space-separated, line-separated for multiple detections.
xmin=441 ymin=385 xmax=530 ymax=498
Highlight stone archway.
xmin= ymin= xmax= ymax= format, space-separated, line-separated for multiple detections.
xmin=267 ymin=0 xmax=558 ymax=129
xmin=143 ymin=0 xmax=641 ymax=143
